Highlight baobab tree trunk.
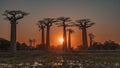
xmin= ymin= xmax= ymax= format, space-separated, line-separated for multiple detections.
xmin=33 ymin=39 xmax=36 ymax=47
xmin=89 ymin=37 xmax=92 ymax=47
xmin=68 ymin=31 xmax=71 ymax=50
xmin=10 ymin=22 xmax=17 ymax=52
xmin=82 ymin=28 xmax=88 ymax=50
xmin=63 ymin=26 xmax=67 ymax=50
xmin=46 ymin=26 xmax=50 ymax=49
xmin=29 ymin=40 xmax=32 ymax=47
xmin=42 ymin=28 xmax=45 ymax=47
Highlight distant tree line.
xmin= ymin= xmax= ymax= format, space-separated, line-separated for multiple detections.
xmin=0 ymin=38 xmax=30 ymax=51
xmin=90 ymin=40 xmax=120 ymax=50
xmin=78 ymin=40 xmax=120 ymax=50
xmin=0 ymin=38 xmax=42 ymax=51
xmin=0 ymin=38 xmax=120 ymax=51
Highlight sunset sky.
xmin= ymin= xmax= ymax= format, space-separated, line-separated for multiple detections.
xmin=0 ymin=0 xmax=120 ymax=48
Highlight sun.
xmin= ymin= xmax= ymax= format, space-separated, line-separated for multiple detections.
xmin=59 ymin=38 xmax=64 ymax=44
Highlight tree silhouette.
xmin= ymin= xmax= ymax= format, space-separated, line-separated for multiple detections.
xmin=43 ymin=18 xmax=55 ymax=49
xmin=89 ymin=33 xmax=95 ymax=47
xmin=37 ymin=20 xmax=46 ymax=48
xmin=56 ymin=17 xmax=72 ymax=50
xmin=2 ymin=10 xmax=28 ymax=52
xmin=74 ymin=19 xmax=95 ymax=50
xmin=103 ymin=40 xmax=120 ymax=50
xmin=0 ymin=38 xmax=10 ymax=51
xmin=91 ymin=42 xmax=102 ymax=50
xmin=29 ymin=39 xmax=33 ymax=47
xmin=33 ymin=39 xmax=36 ymax=46
xmin=67 ymin=29 xmax=74 ymax=50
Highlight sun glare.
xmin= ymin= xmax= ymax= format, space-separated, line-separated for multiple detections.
xmin=59 ymin=38 xmax=64 ymax=43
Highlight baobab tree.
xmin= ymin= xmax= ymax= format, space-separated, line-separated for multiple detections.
xmin=29 ymin=39 xmax=33 ymax=47
xmin=89 ymin=33 xmax=95 ymax=47
xmin=74 ymin=19 xmax=95 ymax=50
xmin=33 ymin=39 xmax=36 ymax=46
xmin=2 ymin=10 xmax=28 ymax=52
xmin=67 ymin=29 xmax=74 ymax=50
xmin=56 ymin=17 xmax=72 ymax=50
xmin=37 ymin=20 xmax=46 ymax=48
xmin=43 ymin=18 xmax=55 ymax=49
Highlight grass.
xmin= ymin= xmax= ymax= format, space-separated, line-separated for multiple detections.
xmin=0 ymin=51 xmax=119 ymax=68
xmin=0 ymin=50 xmax=120 ymax=63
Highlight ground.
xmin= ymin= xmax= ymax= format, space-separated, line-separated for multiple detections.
xmin=0 ymin=50 xmax=120 ymax=68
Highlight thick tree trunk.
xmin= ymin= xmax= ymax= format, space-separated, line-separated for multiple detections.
xmin=10 ymin=23 xmax=17 ymax=52
xmin=89 ymin=37 xmax=92 ymax=47
xmin=41 ymin=28 xmax=45 ymax=47
xmin=46 ymin=26 xmax=50 ymax=49
xmin=82 ymin=28 xmax=88 ymax=50
xmin=29 ymin=40 xmax=32 ymax=47
xmin=68 ymin=31 xmax=71 ymax=50
xmin=63 ymin=26 xmax=67 ymax=50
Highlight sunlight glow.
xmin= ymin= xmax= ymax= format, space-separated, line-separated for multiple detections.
xmin=59 ymin=38 xmax=64 ymax=44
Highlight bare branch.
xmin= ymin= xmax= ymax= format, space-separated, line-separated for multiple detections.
xmin=43 ymin=18 xmax=55 ymax=27
xmin=37 ymin=20 xmax=46 ymax=31
xmin=67 ymin=29 xmax=75 ymax=33
xmin=2 ymin=10 xmax=28 ymax=24
xmin=75 ymin=19 xmax=95 ymax=29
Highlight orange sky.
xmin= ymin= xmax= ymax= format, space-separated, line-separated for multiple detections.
xmin=0 ymin=21 xmax=119 ymax=48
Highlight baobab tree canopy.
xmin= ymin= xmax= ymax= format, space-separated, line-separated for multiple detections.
xmin=56 ymin=17 xmax=72 ymax=27
xmin=37 ymin=20 xmax=46 ymax=31
xmin=43 ymin=18 xmax=56 ymax=26
xmin=3 ymin=10 xmax=29 ymax=23
xmin=67 ymin=29 xmax=75 ymax=33
xmin=75 ymin=19 xmax=95 ymax=29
